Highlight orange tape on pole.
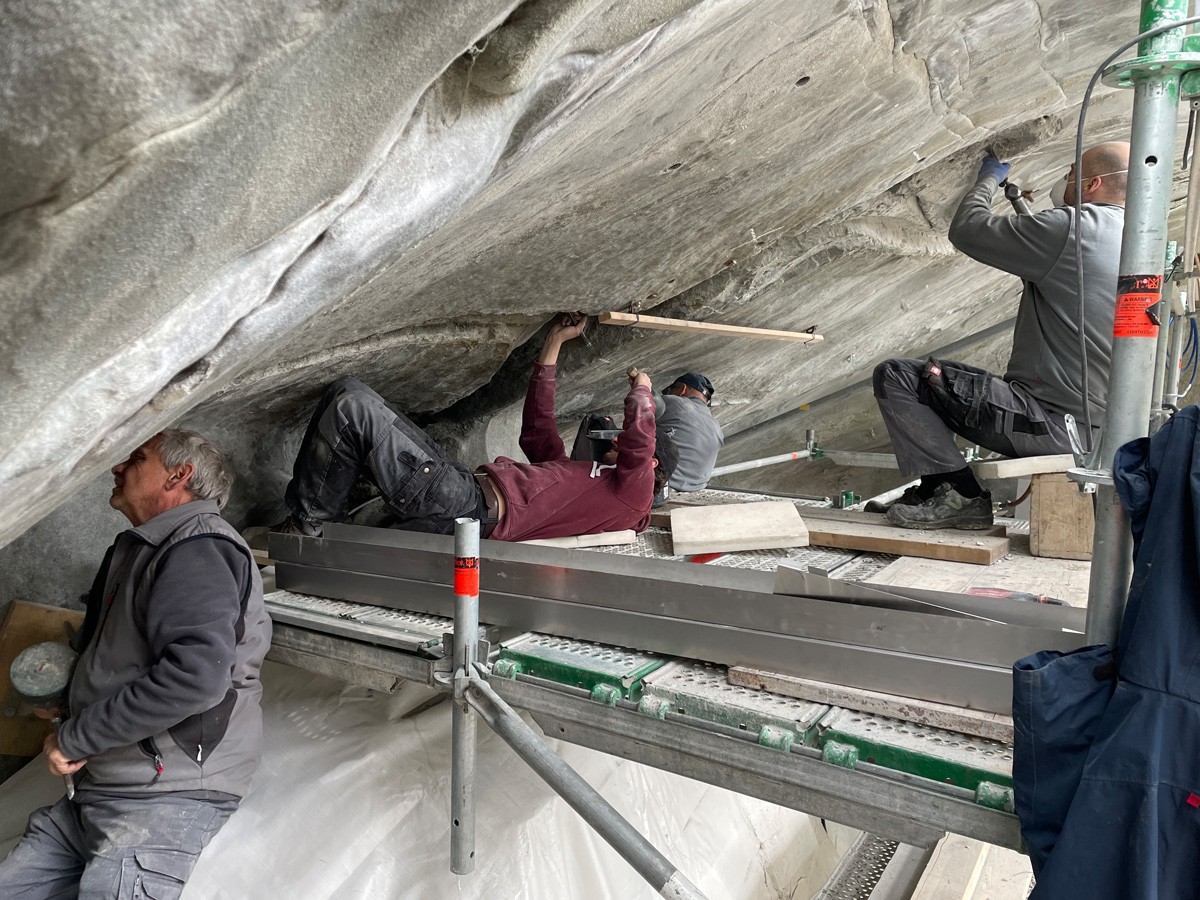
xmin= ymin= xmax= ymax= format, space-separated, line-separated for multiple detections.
xmin=454 ymin=555 xmax=479 ymax=597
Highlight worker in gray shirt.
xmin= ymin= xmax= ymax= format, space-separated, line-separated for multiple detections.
xmin=654 ymin=372 xmax=724 ymax=492
xmin=873 ymin=141 xmax=1128 ymax=529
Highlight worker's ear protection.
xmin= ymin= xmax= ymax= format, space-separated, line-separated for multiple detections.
xmin=569 ymin=413 xmax=619 ymax=462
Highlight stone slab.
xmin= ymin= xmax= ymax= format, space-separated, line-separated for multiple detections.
xmin=670 ymin=500 xmax=809 ymax=555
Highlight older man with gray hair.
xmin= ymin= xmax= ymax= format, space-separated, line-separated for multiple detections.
xmin=0 ymin=430 xmax=271 ymax=900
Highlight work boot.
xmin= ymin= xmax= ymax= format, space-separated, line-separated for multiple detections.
xmin=885 ymin=483 xmax=993 ymax=530
xmin=864 ymin=485 xmax=922 ymax=514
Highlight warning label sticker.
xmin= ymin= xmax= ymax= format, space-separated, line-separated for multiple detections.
xmin=1113 ymin=273 xmax=1162 ymax=339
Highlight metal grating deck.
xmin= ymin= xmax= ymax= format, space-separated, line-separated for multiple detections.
xmin=818 ymin=707 xmax=1013 ymax=793
xmin=496 ymin=633 xmax=669 ymax=701
xmin=641 ymin=659 xmax=828 ymax=745
xmin=816 ymin=834 xmax=901 ymax=900
xmin=265 ymin=590 xmax=455 ymax=656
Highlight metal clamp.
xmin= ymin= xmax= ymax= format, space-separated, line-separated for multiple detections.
xmin=1066 ymin=467 xmax=1111 ymax=492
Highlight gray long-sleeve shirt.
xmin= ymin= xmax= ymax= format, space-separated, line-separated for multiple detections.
xmin=653 ymin=393 xmax=724 ymax=492
xmin=947 ymin=174 xmax=1124 ymax=422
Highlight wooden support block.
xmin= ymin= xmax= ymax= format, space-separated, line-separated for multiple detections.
xmin=521 ymin=530 xmax=636 ymax=549
xmin=970 ymin=454 xmax=1075 ymax=480
xmin=728 ymin=666 xmax=1014 ymax=744
xmin=1029 ymin=473 xmax=1094 ymax=560
xmin=598 ymin=311 xmax=823 ymax=344
xmin=802 ymin=516 xmax=1008 ymax=565
xmin=670 ymin=501 xmax=809 ymax=555
xmin=0 ymin=601 xmax=86 ymax=757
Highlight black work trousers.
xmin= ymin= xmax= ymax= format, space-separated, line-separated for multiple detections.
xmin=872 ymin=358 xmax=1077 ymax=477
xmin=284 ymin=377 xmax=484 ymax=534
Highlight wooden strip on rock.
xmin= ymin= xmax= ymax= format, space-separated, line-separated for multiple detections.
xmin=598 ymin=311 xmax=823 ymax=343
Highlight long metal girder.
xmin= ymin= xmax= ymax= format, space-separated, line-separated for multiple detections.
xmin=273 ymin=527 xmax=1079 ymax=665
xmin=272 ymin=525 xmax=1077 ymax=713
xmin=276 ymin=560 xmax=1016 ymax=712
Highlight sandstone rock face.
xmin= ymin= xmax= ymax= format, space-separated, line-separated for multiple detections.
xmin=0 ymin=0 xmax=1159 ymax=603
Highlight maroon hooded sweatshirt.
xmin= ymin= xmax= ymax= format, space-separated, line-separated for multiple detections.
xmin=480 ymin=363 xmax=656 ymax=541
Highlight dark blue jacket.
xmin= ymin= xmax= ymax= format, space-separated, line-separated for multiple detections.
xmin=1014 ymin=406 xmax=1200 ymax=898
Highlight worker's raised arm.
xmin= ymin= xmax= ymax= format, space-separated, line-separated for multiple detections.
xmin=613 ymin=371 xmax=657 ymax=498
xmin=948 ymin=157 xmax=1072 ymax=284
xmin=520 ymin=315 xmax=588 ymax=462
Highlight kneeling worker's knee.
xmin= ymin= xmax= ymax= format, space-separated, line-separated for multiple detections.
xmin=873 ymin=359 xmax=902 ymax=399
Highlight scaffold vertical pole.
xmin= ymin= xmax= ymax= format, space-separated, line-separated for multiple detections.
xmin=1086 ymin=0 xmax=1190 ymax=645
xmin=450 ymin=517 xmax=480 ymax=874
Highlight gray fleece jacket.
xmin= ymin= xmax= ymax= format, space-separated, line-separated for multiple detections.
xmin=948 ymin=174 xmax=1124 ymax=422
xmin=61 ymin=500 xmax=270 ymax=799
xmin=653 ymin=393 xmax=724 ymax=492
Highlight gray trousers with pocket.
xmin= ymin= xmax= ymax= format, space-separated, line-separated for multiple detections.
xmin=872 ymin=358 xmax=1077 ymax=477
xmin=0 ymin=793 xmax=237 ymax=900
xmin=285 ymin=376 xmax=484 ymax=534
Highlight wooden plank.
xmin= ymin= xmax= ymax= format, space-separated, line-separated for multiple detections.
xmin=801 ymin=516 xmax=1008 ymax=565
xmin=670 ymin=501 xmax=809 ymax=555
xmin=1029 ymin=473 xmax=1094 ymax=560
xmin=970 ymin=454 xmax=1075 ymax=479
xmin=795 ymin=506 xmax=1007 ymax=537
xmin=0 ymin=601 xmax=85 ymax=757
xmin=728 ymin=666 xmax=1014 ymax=744
xmin=598 ymin=311 xmax=823 ymax=344
xmin=521 ymin=530 xmax=636 ymax=549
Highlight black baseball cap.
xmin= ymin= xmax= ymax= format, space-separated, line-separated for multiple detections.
xmin=673 ymin=372 xmax=715 ymax=401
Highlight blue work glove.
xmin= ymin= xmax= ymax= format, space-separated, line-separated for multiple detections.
xmin=977 ymin=155 xmax=1011 ymax=184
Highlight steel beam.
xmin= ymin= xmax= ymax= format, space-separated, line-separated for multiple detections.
xmin=276 ymin=563 xmax=1016 ymax=713
xmin=273 ymin=530 xmax=1079 ymax=665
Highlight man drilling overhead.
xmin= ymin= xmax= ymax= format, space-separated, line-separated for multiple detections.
xmin=870 ymin=141 xmax=1130 ymax=530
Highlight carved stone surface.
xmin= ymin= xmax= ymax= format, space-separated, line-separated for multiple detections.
xmin=0 ymin=0 xmax=1157 ymax=603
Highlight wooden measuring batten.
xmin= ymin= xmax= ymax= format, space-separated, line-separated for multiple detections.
xmin=598 ymin=311 xmax=823 ymax=343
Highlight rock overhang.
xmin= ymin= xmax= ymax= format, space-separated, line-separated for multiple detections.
xmin=0 ymin=0 xmax=1162 ymax=600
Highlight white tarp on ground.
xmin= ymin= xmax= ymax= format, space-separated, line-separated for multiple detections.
xmin=0 ymin=662 xmax=855 ymax=898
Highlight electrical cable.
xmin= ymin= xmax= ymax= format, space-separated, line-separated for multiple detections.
xmin=1185 ymin=105 xmax=1196 ymax=170
xmin=1183 ymin=317 xmax=1200 ymax=396
xmin=1071 ymin=14 xmax=1200 ymax=440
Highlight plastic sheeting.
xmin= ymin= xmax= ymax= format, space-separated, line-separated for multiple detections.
xmin=0 ymin=662 xmax=855 ymax=898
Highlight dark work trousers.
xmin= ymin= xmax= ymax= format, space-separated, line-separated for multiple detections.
xmin=285 ymin=376 xmax=483 ymax=534
xmin=872 ymin=358 xmax=1078 ymax=477
xmin=0 ymin=794 xmax=237 ymax=900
